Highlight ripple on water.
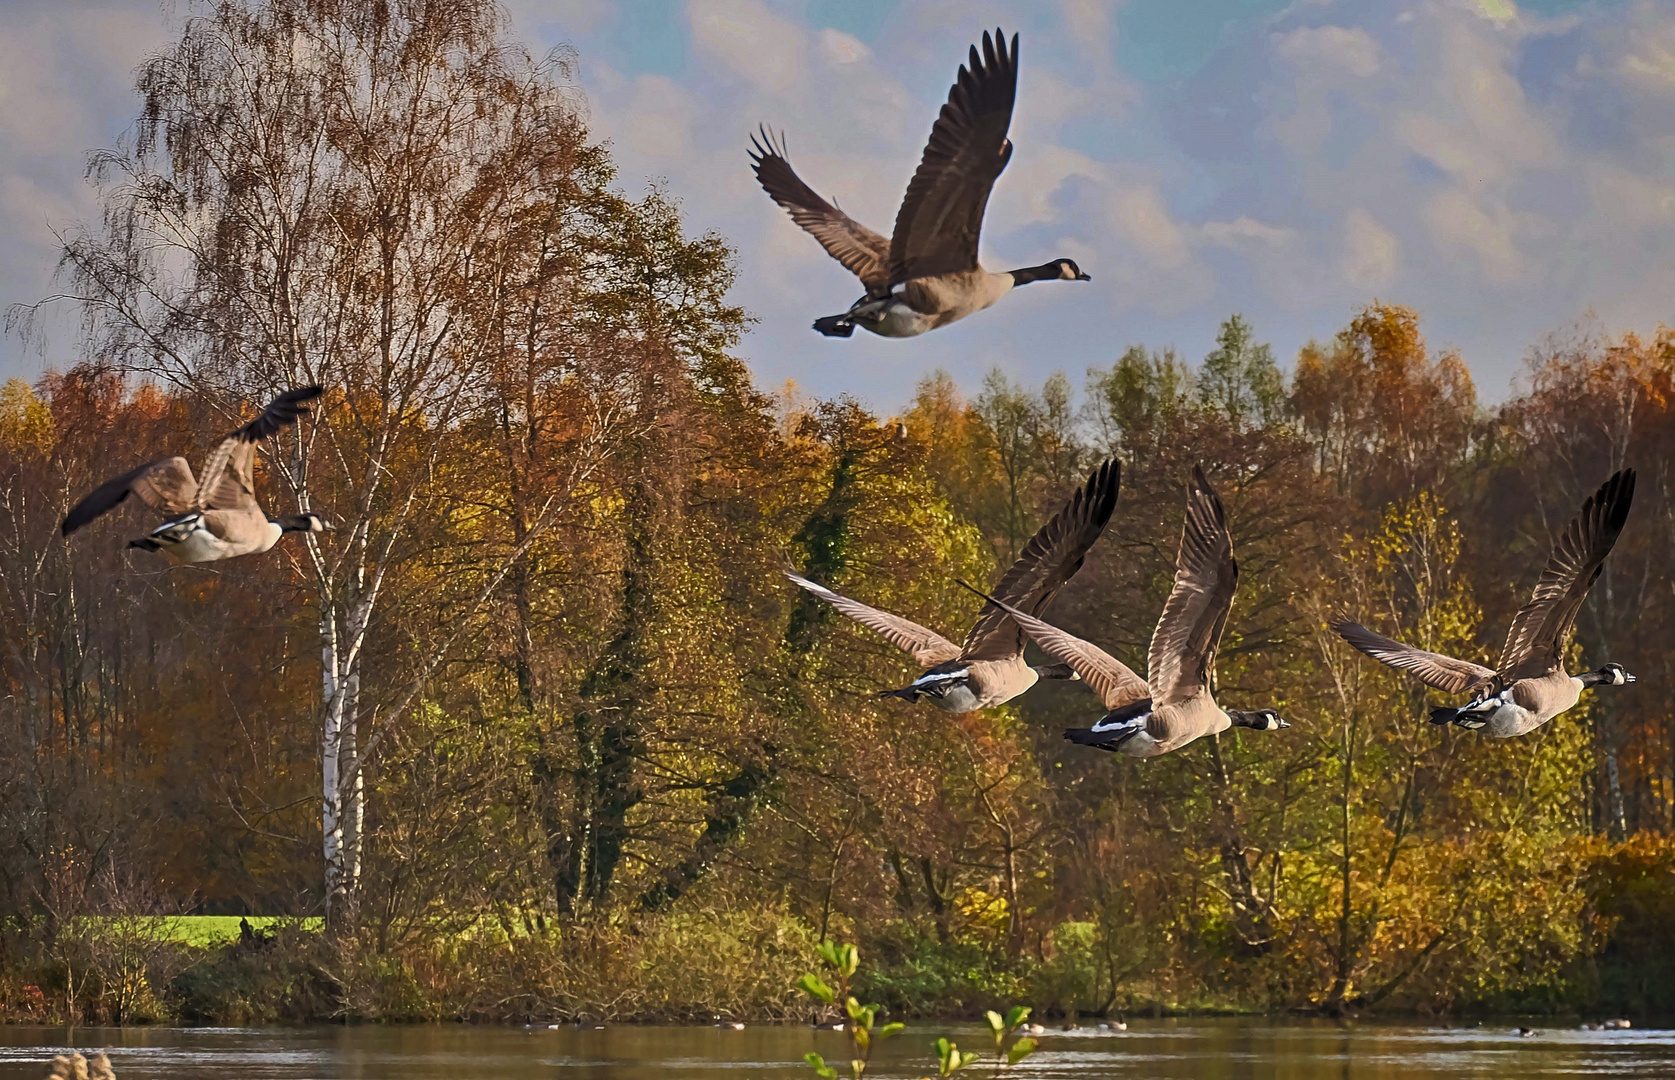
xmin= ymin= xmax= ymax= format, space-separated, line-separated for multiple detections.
xmin=0 ymin=1021 xmax=1671 ymax=1080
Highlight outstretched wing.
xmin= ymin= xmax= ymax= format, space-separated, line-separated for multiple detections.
xmin=889 ymin=29 xmax=1018 ymax=283
xmin=1498 ymin=469 xmax=1636 ymax=682
xmin=785 ymin=571 xmax=963 ymax=666
xmin=961 ymin=458 xmax=1121 ymax=662
xmin=1331 ymin=618 xmax=1497 ymax=696
xmin=750 ymin=127 xmax=891 ymax=293
xmin=234 ymin=385 xmax=324 ymax=441
xmin=200 ymin=439 xmax=259 ymax=511
xmin=196 ymin=386 xmax=322 ymax=511
xmin=958 ymin=584 xmax=1148 ymax=710
xmin=1147 ymin=466 xmax=1238 ymax=705
xmin=61 ymin=457 xmax=198 ymax=536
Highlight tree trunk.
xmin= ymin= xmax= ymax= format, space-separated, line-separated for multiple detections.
xmin=637 ymin=763 xmax=772 ymax=911
xmin=322 ymin=589 xmax=374 ymax=927
xmin=1606 ymin=743 xmax=1627 ymax=842
xmin=557 ymin=475 xmax=657 ymax=913
xmin=1205 ymin=735 xmax=1273 ymax=949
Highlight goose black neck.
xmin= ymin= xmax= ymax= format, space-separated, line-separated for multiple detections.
xmin=1009 ymin=260 xmax=1068 ymax=285
xmin=273 ymin=513 xmax=317 ymax=533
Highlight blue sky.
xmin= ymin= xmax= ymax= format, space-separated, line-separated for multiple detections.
xmin=2 ymin=0 xmax=1671 ymax=410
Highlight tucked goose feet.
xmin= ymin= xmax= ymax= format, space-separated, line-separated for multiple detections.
xmin=1430 ymin=705 xmax=1488 ymax=729
xmin=813 ymin=313 xmax=856 ymax=337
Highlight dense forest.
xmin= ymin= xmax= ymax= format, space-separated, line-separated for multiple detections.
xmin=1 ymin=0 xmax=1673 ymax=1026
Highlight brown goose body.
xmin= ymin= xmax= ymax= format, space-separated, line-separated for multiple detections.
xmin=966 ymin=465 xmax=1288 ymax=758
xmin=1128 ymin=695 xmax=1237 ymax=758
xmin=749 ymin=30 xmax=1090 ymax=340
xmin=786 ymin=458 xmax=1120 ymax=714
xmin=62 ymin=387 xmax=330 ymax=563
xmin=1332 ymin=470 xmax=1637 ymax=737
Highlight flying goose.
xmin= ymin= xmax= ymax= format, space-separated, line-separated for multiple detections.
xmin=62 ymin=386 xmax=330 ymax=562
xmin=786 ymin=458 xmax=1120 ymax=713
xmin=962 ymin=466 xmax=1288 ymax=757
xmin=1332 ymin=469 xmax=1636 ymax=737
xmin=749 ymin=29 xmax=1090 ymax=340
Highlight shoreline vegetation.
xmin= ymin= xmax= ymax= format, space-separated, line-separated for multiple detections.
xmin=3 ymin=0 xmax=1675 ymax=1037
xmin=0 ymin=866 xmax=1670 ymax=1027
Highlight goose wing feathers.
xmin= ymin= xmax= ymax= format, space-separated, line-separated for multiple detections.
xmin=785 ymin=572 xmax=963 ymax=666
xmin=61 ymin=457 xmax=199 ymax=535
xmin=196 ymin=386 xmax=321 ymax=512
xmin=1147 ymin=466 xmax=1237 ymax=705
xmin=750 ymin=128 xmax=891 ymax=293
xmin=962 ymin=590 xmax=1149 ymax=710
xmin=200 ymin=440 xmax=260 ymax=511
xmin=890 ymin=29 xmax=1018 ymax=283
xmin=233 ymin=385 xmax=323 ymax=442
xmin=962 ymin=458 xmax=1121 ymax=662
xmin=1330 ymin=618 xmax=1496 ymax=696
xmin=1497 ymin=469 xmax=1635 ymax=682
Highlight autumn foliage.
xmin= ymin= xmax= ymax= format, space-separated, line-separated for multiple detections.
xmin=2 ymin=0 xmax=1674 ymax=1025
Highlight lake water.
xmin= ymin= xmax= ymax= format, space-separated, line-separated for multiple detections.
xmin=2 ymin=1019 xmax=1673 ymax=1078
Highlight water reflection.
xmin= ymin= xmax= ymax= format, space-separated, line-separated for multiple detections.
xmin=1 ymin=1019 xmax=1672 ymax=1079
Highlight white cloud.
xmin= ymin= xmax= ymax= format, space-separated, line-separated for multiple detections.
xmin=1202 ymin=217 xmax=1299 ymax=251
xmin=1617 ymin=20 xmax=1675 ymax=92
xmin=0 ymin=1 xmax=170 ymax=379
xmin=1108 ymin=184 xmax=1188 ymax=267
xmin=1426 ymin=190 xmax=1528 ymax=284
xmin=818 ymin=28 xmax=868 ymax=67
xmin=1274 ymin=25 xmax=1382 ymax=77
xmin=686 ymin=0 xmax=809 ymax=94
xmin=1342 ymin=208 xmax=1400 ymax=289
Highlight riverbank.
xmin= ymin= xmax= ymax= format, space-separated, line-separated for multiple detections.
xmin=2 ymin=891 xmax=1671 ymax=1029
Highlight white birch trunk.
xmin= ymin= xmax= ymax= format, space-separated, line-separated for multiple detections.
xmin=321 ymin=615 xmax=345 ymax=924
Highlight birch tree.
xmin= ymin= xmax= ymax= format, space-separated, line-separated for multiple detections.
xmin=29 ymin=0 xmax=631 ymax=924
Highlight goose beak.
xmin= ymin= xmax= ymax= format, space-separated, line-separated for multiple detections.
xmin=1624 ymin=672 xmax=1637 ymax=683
xmin=1075 ymin=271 xmax=1092 ymax=281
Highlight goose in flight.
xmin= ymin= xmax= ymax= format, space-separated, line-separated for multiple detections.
xmin=786 ymin=458 xmax=1120 ymax=713
xmin=963 ymin=466 xmax=1288 ymax=757
xmin=62 ymin=386 xmax=331 ymax=562
xmin=1333 ymin=469 xmax=1636 ymax=737
xmin=749 ymin=29 xmax=1090 ymax=340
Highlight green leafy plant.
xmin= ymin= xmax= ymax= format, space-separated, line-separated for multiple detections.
xmin=797 ymin=941 xmax=1036 ymax=1079
xmin=984 ymin=1006 xmax=1039 ymax=1068
xmin=799 ymin=941 xmax=905 ymax=1079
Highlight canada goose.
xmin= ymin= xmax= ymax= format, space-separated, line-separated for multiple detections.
xmin=62 ymin=387 xmax=330 ymax=562
xmin=962 ymin=466 xmax=1288 ymax=757
xmin=1333 ymin=470 xmax=1636 ymax=737
xmin=786 ymin=459 xmax=1120 ymax=714
xmin=749 ymin=29 xmax=1090 ymax=340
